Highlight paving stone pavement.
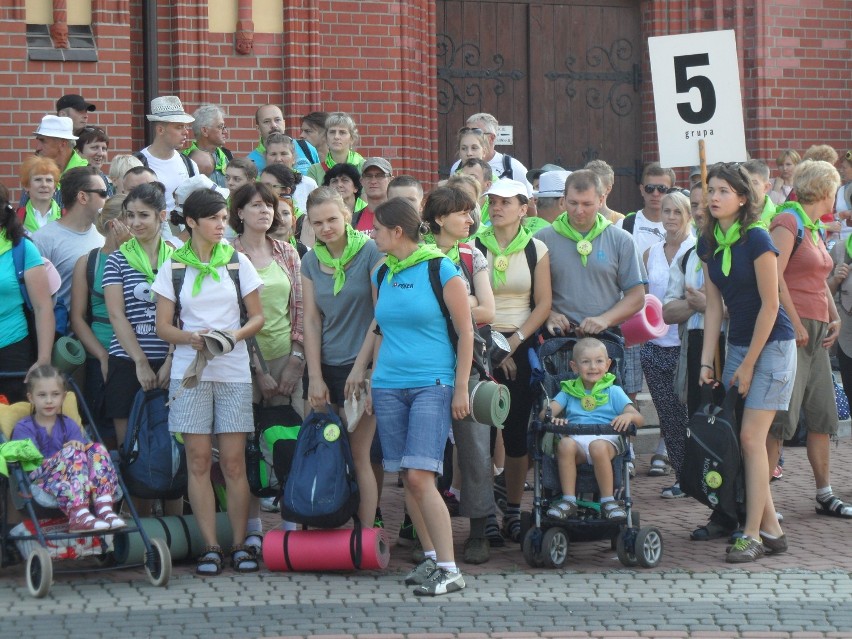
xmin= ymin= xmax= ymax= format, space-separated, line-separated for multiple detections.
xmin=1 ymin=440 xmax=851 ymax=638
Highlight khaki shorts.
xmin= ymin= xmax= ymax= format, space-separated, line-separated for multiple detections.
xmin=770 ymin=319 xmax=839 ymax=440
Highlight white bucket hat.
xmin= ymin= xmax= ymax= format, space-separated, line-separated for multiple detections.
xmin=146 ymin=96 xmax=195 ymax=123
xmin=34 ymin=115 xmax=77 ymax=141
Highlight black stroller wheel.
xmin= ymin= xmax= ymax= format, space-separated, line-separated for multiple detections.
xmin=26 ymin=546 xmax=52 ymax=598
xmin=522 ymin=528 xmax=545 ymax=567
xmin=541 ymin=527 xmax=569 ymax=568
xmin=615 ymin=531 xmax=638 ymax=567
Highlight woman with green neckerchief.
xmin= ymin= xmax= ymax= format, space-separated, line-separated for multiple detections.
xmin=153 ymin=188 xmax=264 ymax=576
xmin=697 ymin=162 xmax=794 ymax=564
xmin=422 ymin=186 xmax=496 ymax=565
xmin=306 ymin=112 xmax=364 ymax=185
xmin=102 ymin=183 xmax=181 ymax=517
xmin=322 ymin=163 xmax=371 ymax=232
xmin=17 ymin=156 xmax=62 ymax=233
xmin=301 ymin=187 xmax=382 ymax=529
xmin=474 ymin=178 xmax=552 ymax=545
xmin=370 ymin=197 xmax=473 ymax=596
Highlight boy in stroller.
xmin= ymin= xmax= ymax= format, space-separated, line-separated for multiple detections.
xmin=542 ymin=338 xmax=644 ymax=521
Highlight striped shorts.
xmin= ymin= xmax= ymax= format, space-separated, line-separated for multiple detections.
xmin=168 ymin=380 xmax=253 ymax=435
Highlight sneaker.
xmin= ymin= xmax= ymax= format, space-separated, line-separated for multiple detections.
xmin=462 ymin=536 xmax=490 ymax=564
xmin=413 ymin=567 xmax=466 ymax=596
xmin=661 ymin=484 xmax=686 ymax=499
xmin=442 ymin=490 xmax=461 ymax=517
xmin=404 ymin=557 xmax=436 ymax=585
xmin=397 ymin=515 xmax=416 ymax=547
xmin=771 ymin=465 xmax=783 ymax=481
xmin=373 ymin=508 xmax=384 ymax=529
xmin=485 ymin=513 xmax=504 ymax=548
xmin=725 ymin=535 xmax=765 ymax=563
xmin=260 ymin=496 xmax=280 ymax=513
xmin=760 ymin=533 xmax=788 ymax=555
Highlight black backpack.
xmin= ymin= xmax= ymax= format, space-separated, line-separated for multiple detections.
xmin=280 ymin=409 xmax=360 ymax=528
xmin=246 ymin=401 xmax=302 ymax=498
xmin=120 ymin=388 xmax=188 ymax=499
xmin=681 ymin=386 xmax=744 ymax=525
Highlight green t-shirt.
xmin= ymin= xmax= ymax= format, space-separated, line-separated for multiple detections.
xmin=90 ymin=251 xmax=114 ymax=351
xmin=255 ymin=260 xmax=292 ymax=361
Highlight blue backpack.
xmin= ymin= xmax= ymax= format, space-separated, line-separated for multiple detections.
xmin=120 ymin=388 xmax=187 ymax=500
xmin=280 ymin=409 xmax=359 ymax=528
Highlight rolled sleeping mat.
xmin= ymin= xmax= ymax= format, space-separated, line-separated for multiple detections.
xmin=52 ymin=336 xmax=86 ymax=374
xmin=112 ymin=512 xmax=233 ymax=565
xmin=463 ymin=379 xmax=510 ymax=429
xmin=621 ymin=294 xmax=667 ymax=347
xmin=263 ymin=526 xmax=390 ymax=572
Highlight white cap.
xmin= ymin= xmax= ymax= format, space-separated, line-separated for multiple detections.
xmin=535 ymin=170 xmax=572 ymax=198
xmin=173 ymin=174 xmax=229 ymax=212
xmin=484 ymin=178 xmax=528 ymax=199
xmin=34 ymin=115 xmax=77 ymax=140
xmin=147 ymin=96 xmax=195 ymax=123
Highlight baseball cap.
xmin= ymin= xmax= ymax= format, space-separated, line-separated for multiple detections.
xmin=484 ymin=178 xmax=529 ymax=199
xmin=535 ymin=170 xmax=572 ymax=198
xmin=56 ymin=94 xmax=96 ymax=113
xmin=361 ymin=157 xmax=393 ymax=175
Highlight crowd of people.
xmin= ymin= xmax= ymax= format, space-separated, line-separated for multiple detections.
xmin=2 ymin=92 xmax=852 ymax=595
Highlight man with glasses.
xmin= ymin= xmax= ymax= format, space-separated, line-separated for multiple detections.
xmin=361 ymin=157 xmax=393 ymax=214
xmin=449 ymin=113 xmax=534 ymax=197
xmin=33 ymin=166 xmax=106 ymax=323
xmin=183 ymin=104 xmax=233 ymax=188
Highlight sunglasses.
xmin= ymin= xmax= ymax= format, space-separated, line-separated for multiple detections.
xmin=643 ymin=184 xmax=671 ymax=194
xmin=82 ymin=188 xmax=108 ymax=198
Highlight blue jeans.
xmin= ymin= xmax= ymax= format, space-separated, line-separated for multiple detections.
xmin=373 ymin=384 xmax=453 ymax=473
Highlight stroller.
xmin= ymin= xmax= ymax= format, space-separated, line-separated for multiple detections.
xmin=520 ymin=332 xmax=663 ymax=569
xmin=0 ymin=372 xmax=171 ymax=597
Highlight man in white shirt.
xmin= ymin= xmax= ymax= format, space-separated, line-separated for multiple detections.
xmin=615 ymin=162 xmax=676 ymax=256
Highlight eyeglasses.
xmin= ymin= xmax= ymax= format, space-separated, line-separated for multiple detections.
xmin=458 ymin=127 xmax=485 ymax=135
xmin=82 ymin=188 xmax=108 ymax=198
xmin=643 ymin=184 xmax=670 ymax=194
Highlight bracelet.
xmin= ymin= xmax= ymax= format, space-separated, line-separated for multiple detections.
xmin=700 ymin=364 xmax=714 ymax=371
xmin=515 ymin=329 xmax=526 ymax=342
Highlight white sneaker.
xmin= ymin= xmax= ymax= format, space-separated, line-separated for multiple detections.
xmin=413 ymin=567 xmax=466 ymax=596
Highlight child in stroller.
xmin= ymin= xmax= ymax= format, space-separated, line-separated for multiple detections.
xmin=542 ymin=338 xmax=643 ymax=522
xmin=11 ymin=365 xmax=125 ymax=532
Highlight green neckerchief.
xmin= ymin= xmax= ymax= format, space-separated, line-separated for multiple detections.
xmin=313 ymin=224 xmax=368 ymax=294
xmin=477 ymin=225 xmax=532 ymax=287
xmin=551 ymin=212 xmax=611 ymax=266
xmin=0 ymin=229 xmax=11 ymax=257
xmin=479 ymin=199 xmax=490 ymax=226
xmin=23 ymin=199 xmax=62 ymax=232
xmin=289 ymin=237 xmax=299 ymax=251
xmin=120 ymin=237 xmax=173 ymax=285
xmin=760 ymin=195 xmax=776 ymax=224
xmin=424 ymin=234 xmax=460 ymax=264
xmin=183 ymin=141 xmax=228 ymax=174
xmin=353 ymin=197 xmax=368 ymax=214
xmin=778 ymin=201 xmax=822 ymax=246
xmin=712 ymin=220 xmax=767 ymax=276
xmin=560 ymin=373 xmax=616 ymax=410
xmin=324 ymin=150 xmax=364 ymax=170
xmin=383 ymin=245 xmax=446 ymax=283
xmin=171 ymin=240 xmax=235 ymax=296
xmin=255 ymin=138 xmax=266 ymax=155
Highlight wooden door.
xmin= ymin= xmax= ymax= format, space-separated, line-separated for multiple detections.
xmin=437 ymin=0 xmax=642 ymax=213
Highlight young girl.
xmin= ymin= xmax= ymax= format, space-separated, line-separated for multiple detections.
xmin=12 ymin=366 xmax=125 ymax=532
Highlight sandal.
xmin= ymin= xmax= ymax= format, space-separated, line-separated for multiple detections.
xmin=690 ymin=519 xmax=734 ymax=541
xmin=245 ymin=531 xmax=264 ymax=558
xmin=816 ymin=495 xmax=852 ymax=518
xmin=601 ymin=500 xmax=627 ymax=521
xmin=196 ymin=545 xmax=224 ymax=576
xmin=501 ymin=514 xmax=521 ymax=543
xmin=546 ymin=497 xmax=577 ymax=521
xmin=647 ymin=454 xmax=671 ymax=477
xmin=231 ymin=544 xmax=259 ymax=573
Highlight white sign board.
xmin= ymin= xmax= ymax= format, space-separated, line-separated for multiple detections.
xmin=648 ymin=30 xmax=747 ymax=168
xmin=495 ymin=125 xmax=513 ymax=146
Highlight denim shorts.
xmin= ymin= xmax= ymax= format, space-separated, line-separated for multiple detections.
xmin=723 ymin=339 xmax=796 ymax=411
xmin=372 ymin=384 xmax=453 ymax=473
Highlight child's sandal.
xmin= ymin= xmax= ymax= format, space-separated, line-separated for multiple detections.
xmin=196 ymin=545 xmax=224 ymax=576
xmin=231 ymin=544 xmax=259 ymax=573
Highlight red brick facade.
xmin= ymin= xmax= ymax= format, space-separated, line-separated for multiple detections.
xmin=0 ymin=1 xmax=849 ymax=194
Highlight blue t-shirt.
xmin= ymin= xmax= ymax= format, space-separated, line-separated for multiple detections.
xmin=0 ymin=239 xmax=43 ymax=349
xmin=371 ymin=258 xmax=459 ymax=388
xmin=698 ymin=227 xmax=794 ymax=346
xmin=555 ymin=384 xmax=631 ymax=424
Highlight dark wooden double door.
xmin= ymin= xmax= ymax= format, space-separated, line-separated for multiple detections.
xmin=437 ymin=0 xmax=642 ymax=212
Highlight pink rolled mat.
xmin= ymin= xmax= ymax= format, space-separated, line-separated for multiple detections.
xmin=621 ymin=294 xmax=668 ymax=347
xmin=263 ymin=526 xmax=390 ymax=572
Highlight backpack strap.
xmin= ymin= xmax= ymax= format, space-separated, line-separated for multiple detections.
xmin=679 ymin=246 xmax=695 ymax=274
xmin=499 ymin=154 xmax=513 ymax=179
xmin=296 ymin=139 xmax=315 ymax=163
xmin=132 ymin=151 xmax=149 ymax=168
xmin=428 ymin=257 xmax=459 ymax=351
xmin=13 ymin=238 xmax=33 ymax=310
xmin=622 ymin=212 xmax=637 ymax=235
xmin=133 ymin=150 xmax=196 ymax=177
xmin=457 ymin=242 xmax=476 ymax=297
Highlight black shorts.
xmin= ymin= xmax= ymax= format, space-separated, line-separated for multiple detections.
xmin=320 ymin=362 xmax=354 ymax=406
xmin=103 ymin=355 xmax=166 ymax=419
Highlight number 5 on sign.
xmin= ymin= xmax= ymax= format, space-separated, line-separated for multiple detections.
xmin=648 ymin=30 xmax=747 ymax=168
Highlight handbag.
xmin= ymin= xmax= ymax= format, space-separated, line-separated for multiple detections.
xmin=833 ymin=373 xmax=850 ymax=420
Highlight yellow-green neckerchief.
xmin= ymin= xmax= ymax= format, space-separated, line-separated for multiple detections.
xmin=477 ymin=225 xmax=532 ymax=287
xmin=171 ymin=240 xmax=235 ymax=296
xmin=846 ymin=233 xmax=852 ymax=261
xmin=383 ymin=245 xmax=446 ymax=283
xmin=778 ymin=201 xmax=822 ymax=246
xmin=424 ymin=234 xmax=461 ymax=264
xmin=324 ymin=150 xmax=364 ymax=170
xmin=713 ymin=220 xmax=767 ymax=276
xmin=312 ymin=224 xmax=368 ymax=295
xmin=119 ymin=237 xmax=173 ymax=285
xmin=23 ymin=200 xmax=61 ymax=233
xmin=551 ymin=212 xmax=611 ymax=266
xmin=560 ymin=373 xmax=616 ymax=410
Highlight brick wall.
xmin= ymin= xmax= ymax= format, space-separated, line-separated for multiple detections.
xmin=640 ymin=0 xmax=852 ymax=182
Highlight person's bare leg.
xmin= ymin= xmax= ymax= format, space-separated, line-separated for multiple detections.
xmin=405 ymin=469 xmax=455 ymax=563
xmin=741 ymin=409 xmax=781 ymax=539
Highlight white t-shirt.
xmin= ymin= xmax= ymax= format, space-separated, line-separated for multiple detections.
xmin=32 ymin=221 xmax=104 ymax=309
xmin=616 ymin=209 xmax=666 ymax=257
xmin=151 ymin=253 xmax=263 ymax=383
xmin=138 ymin=148 xmax=199 ymax=212
xmin=449 ymin=151 xmax=534 ymax=197
xmin=294 ymin=175 xmax=318 ymax=212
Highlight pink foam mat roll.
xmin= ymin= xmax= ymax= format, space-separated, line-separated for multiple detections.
xmin=263 ymin=526 xmax=390 ymax=572
xmin=621 ymin=294 xmax=667 ymax=347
